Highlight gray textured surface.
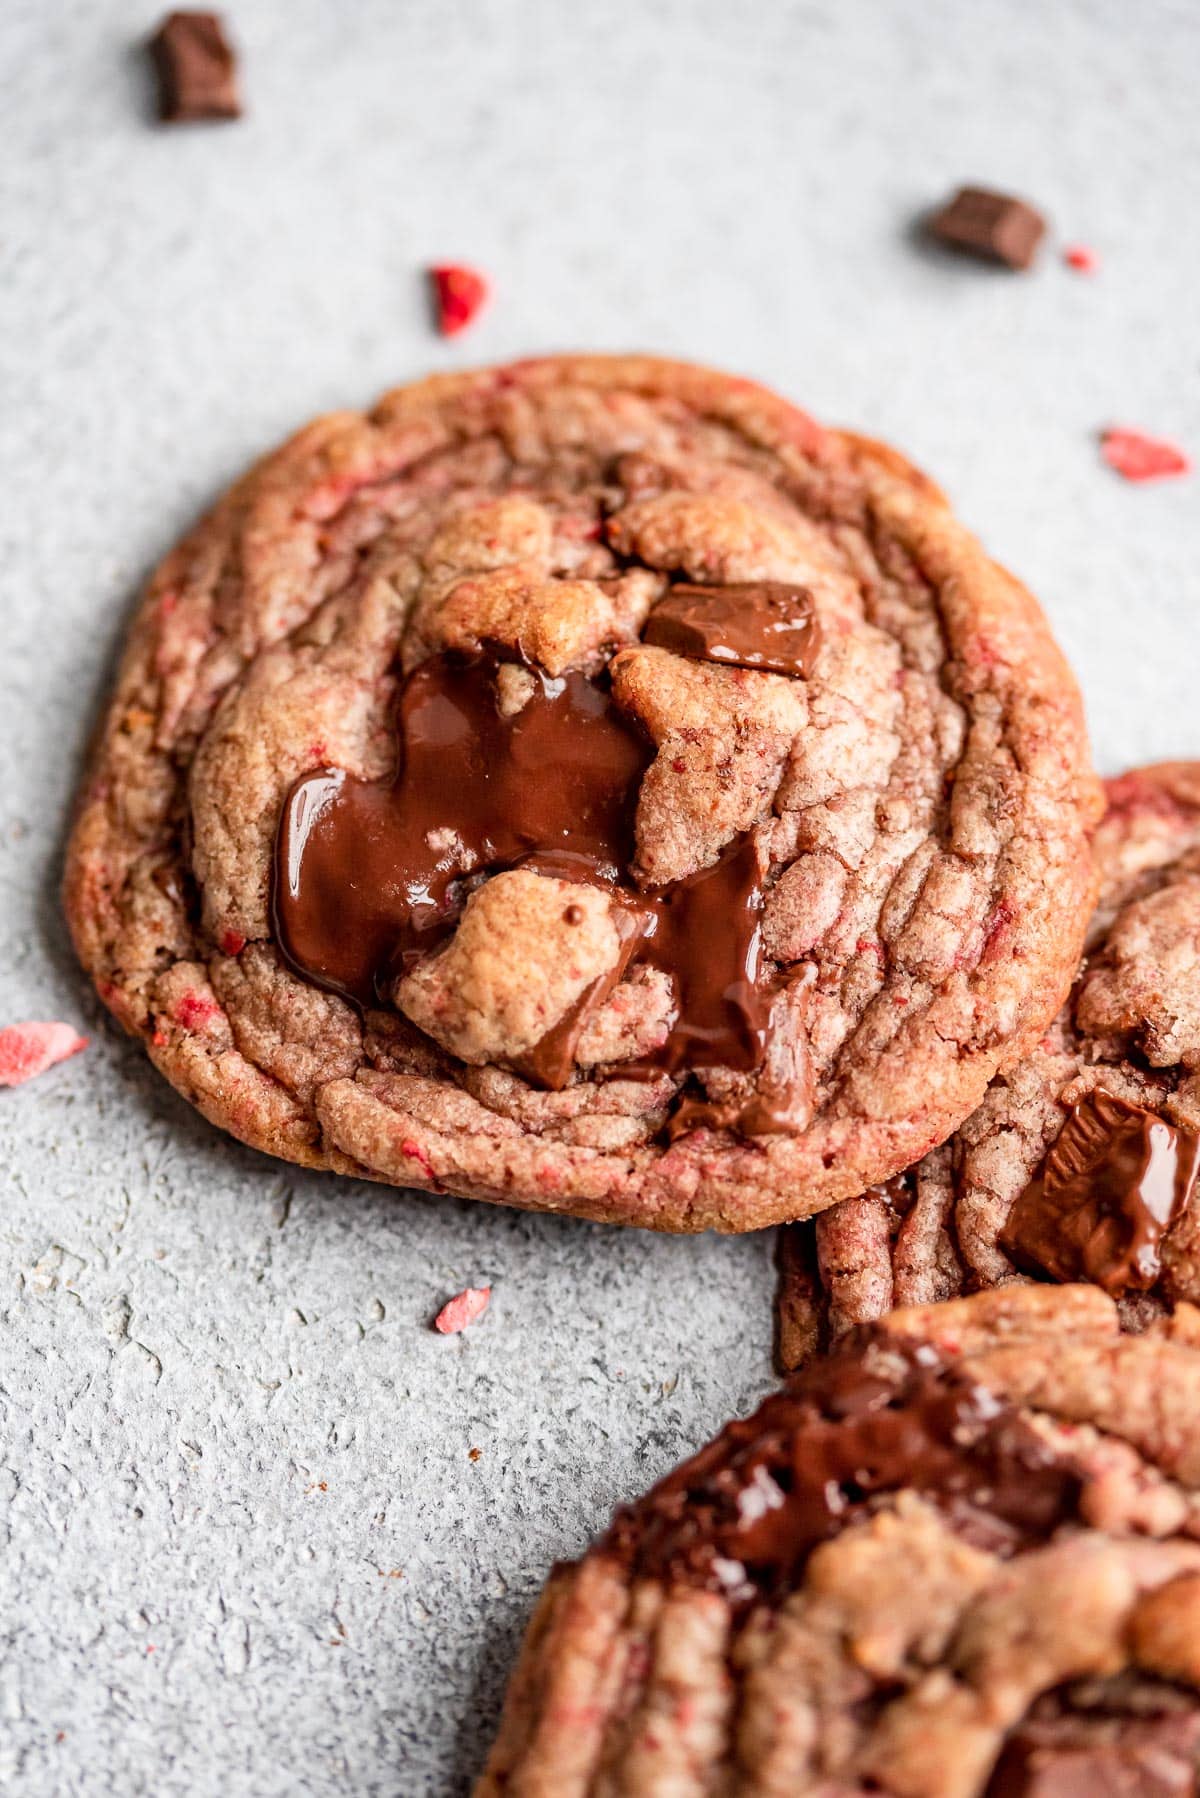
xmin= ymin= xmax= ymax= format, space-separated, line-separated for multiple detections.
xmin=2 ymin=1 xmax=1198 ymax=1792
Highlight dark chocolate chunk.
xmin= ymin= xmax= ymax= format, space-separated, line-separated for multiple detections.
xmin=1000 ymin=1090 xmax=1200 ymax=1295
xmin=643 ymin=583 xmax=820 ymax=678
xmin=603 ymin=1333 xmax=1081 ymax=1609
xmin=149 ymin=12 xmax=240 ymax=123
xmin=926 ymin=186 xmax=1046 ymax=270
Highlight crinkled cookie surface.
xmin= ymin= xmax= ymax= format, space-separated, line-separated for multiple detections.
xmin=478 ymin=1285 xmax=1200 ymax=1797
xmin=65 ymin=357 xmax=1098 ymax=1230
xmin=785 ymin=763 xmax=1200 ymax=1357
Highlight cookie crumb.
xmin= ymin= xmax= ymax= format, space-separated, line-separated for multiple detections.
xmin=468 ymin=1446 xmax=482 ymax=1462
xmin=1063 ymin=243 xmax=1099 ymax=274
xmin=1101 ymin=428 xmax=1191 ymax=482
xmin=430 ymin=265 xmax=489 ymax=337
xmin=0 ymin=1021 xmax=88 ymax=1088
xmin=434 ymin=1286 xmax=491 ymax=1333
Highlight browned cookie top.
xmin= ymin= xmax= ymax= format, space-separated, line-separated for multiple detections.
xmin=65 ymin=356 xmax=1098 ymax=1230
xmin=478 ymin=1286 xmax=1200 ymax=1797
xmin=788 ymin=763 xmax=1200 ymax=1357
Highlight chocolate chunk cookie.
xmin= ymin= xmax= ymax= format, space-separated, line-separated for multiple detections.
xmin=783 ymin=763 xmax=1200 ymax=1361
xmin=65 ymin=357 xmax=1099 ymax=1229
xmin=478 ymin=1286 xmax=1200 ymax=1797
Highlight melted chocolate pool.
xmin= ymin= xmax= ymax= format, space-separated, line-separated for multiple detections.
xmin=273 ymin=652 xmax=775 ymax=1089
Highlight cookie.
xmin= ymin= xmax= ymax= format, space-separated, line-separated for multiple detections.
xmin=65 ymin=356 xmax=1099 ymax=1229
xmin=478 ymin=1285 xmax=1200 ymax=1797
xmin=782 ymin=763 xmax=1200 ymax=1362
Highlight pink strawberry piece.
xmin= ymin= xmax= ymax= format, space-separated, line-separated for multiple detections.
xmin=1063 ymin=244 xmax=1098 ymax=273
xmin=430 ymin=265 xmax=489 ymax=337
xmin=1101 ymin=428 xmax=1191 ymax=483
xmin=0 ymin=1021 xmax=88 ymax=1087
xmin=433 ymin=1286 xmax=491 ymax=1333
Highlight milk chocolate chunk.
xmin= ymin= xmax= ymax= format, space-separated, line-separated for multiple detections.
xmin=1001 ymin=1090 xmax=1200 ymax=1295
xmin=927 ymin=186 xmax=1046 ymax=270
xmin=149 ymin=12 xmax=240 ymax=122
xmin=643 ymin=582 xmax=820 ymax=677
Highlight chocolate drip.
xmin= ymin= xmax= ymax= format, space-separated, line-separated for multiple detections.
xmin=1000 ymin=1090 xmax=1200 ymax=1296
xmin=274 ymin=654 xmax=652 ymax=1007
xmin=604 ymin=1332 xmax=1080 ymax=1608
xmin=643 ymin=582 xmax=821 ymax=677
xmin=634 ymin=833 xmax=771 ymax=1077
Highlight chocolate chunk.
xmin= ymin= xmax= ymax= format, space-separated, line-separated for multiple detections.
xmin=604 ymin=1334 xmax=1080 ymax=1608
xmin=1001 ymin=1090 xmax=1200 ymax=1296
xmin=643 ymin=583 xmax=820 ymax=678
xmin=926 ymin=186 xmax=1046 ymax=270
xmin=149 ymin=12 xmax=240 ymax=123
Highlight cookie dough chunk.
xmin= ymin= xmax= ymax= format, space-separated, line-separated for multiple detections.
xmin=786 ymin=763 xmax=1200 ymax=1357
xmin=65 ymin=356 xmax=1099 ymax=1229
xmin=478 ymin=1286 xmax=1200 ymax=1797
xmin=394 ymin=871 xmax=639 ymax=1078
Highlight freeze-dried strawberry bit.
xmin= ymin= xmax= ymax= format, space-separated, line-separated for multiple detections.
xmin=430 ymin=265 xmax=489 ymax=337
xmin=0 ymin=1021 xmax=88 ymax=1088
xmin=1101 ymin=428 xmax=1191 ymax=483
xmin=433 ymin=1285 xmax=491 ymax=1334
xmin=1063 ymin=244 xmax=1099 ymax=274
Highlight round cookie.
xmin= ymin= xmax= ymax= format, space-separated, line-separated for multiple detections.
xmin=478 ymin=1286 xmax=1200 ymax=1797
xmin=783 ymin=763 xmax=1200 ymax=1361
xmin=65 ymin=356 xmax=1099 ymax=1230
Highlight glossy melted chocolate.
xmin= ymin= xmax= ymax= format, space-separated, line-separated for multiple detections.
xmin=643 ymin=582 xmax=821 ymax=677
xmin=1000 ymin=1090 xmax=1200 ymax=1296
xmin=274 ymin=652 xmax=775 ymax=1090
xmin=603 ymin=1331 xmax=1080 ymax=1608
xmin=275 ymin=654 xmax=652 ymax=1005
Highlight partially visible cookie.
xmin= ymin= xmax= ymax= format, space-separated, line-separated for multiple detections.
xmin=478 ymin=1285 xmax=1200 ymax=1798
xmin=781 ymin=763 xmax=1200 ymax=1365
xmin=65 ymin=356 xmax=1099 ymax=1229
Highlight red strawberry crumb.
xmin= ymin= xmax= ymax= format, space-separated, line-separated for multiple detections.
xmin=151 ymin=1029 xmax=169 ymax=1048
xmin=1101 ymin=428 xmax=1191 ymax=483
xmin=981 ymin=899 xmax=1015 ymax=961
xmin=430 ymin=264 xmax=489 ymax=337
xmin=433 ymin=1286 xmax=491 ymax=1334
xmin=220 ymin=929 xmax=247 ymax=956
xmin=173 ymin=991 xmax=221 ymax=1031
xmin=1063 ymin=244 xmax=1099 ymax=274
xmin=0 ymin=1021 xmax=88 ymax=1087
xmin=400 ymin=1135 xmax=440 ymax=1186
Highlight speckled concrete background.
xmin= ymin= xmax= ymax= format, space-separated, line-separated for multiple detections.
xmin=2 ymin=1 xmax=1198 ymax=1792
